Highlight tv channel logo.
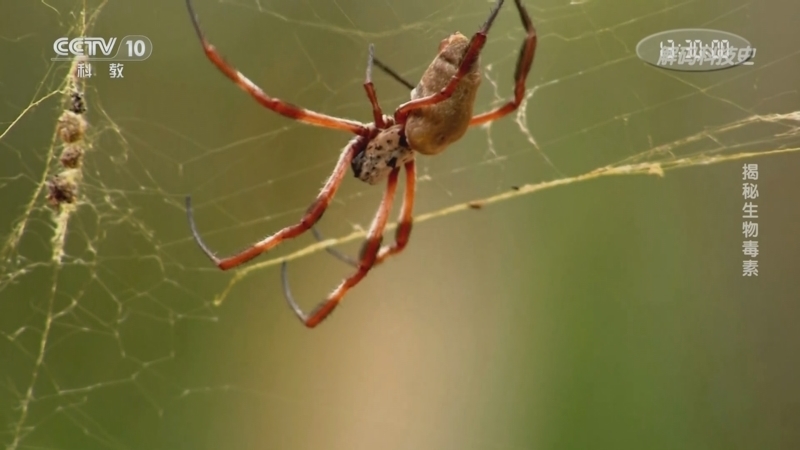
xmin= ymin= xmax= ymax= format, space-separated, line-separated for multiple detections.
xmin=52 ymin=36 xmax=153 ymax=61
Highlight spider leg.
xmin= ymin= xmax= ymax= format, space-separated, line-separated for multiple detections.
xmin=393 ymin=0 xmax=506 ymax=123
xmin=185 ymin=0 xmax=367 ymax=135
xmin=282 ymin=168 xmax=401 ymax=328
xmin=373 ymin=57 xmax=416 ymax=91
xmin=303 ymin=159 xmax=416 ymax=268
xmin=363 ymin=44 xmax=386 ymax=128
xmin=375 ymin=160 xmax=416 ymax=263
xmin=186 ymin=136 xmax=366 ymax=270
xmin=470 ymin=0 xmax=536 ymax=126
xmin=312 ymin=225 xmax=359 ymax=267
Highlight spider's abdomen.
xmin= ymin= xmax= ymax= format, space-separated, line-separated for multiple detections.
xmin=405 ymin=32 xmax=482 ymax=156
xmin=352 ymin=124 xmax=413 ymax=185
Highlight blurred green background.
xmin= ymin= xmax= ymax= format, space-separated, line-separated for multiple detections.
xmin=1 ymin=0 xmax=799 ymax=449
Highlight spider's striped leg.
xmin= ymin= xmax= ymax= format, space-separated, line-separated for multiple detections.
xmin=393 ymin=0 xmax=506 ymax=123
xmin=363 ymin=44 xmax=386 ymax=128
xmin=282 ymin=168 xmax=401 ymax=328
xmin=306 ymin=159 xmax=415 ymax=268
xmin=376 ymin=160 xmax=416 ymax=263
xmin=186 ymin=136 xmax=365 ymax=270
xmin=470 ymin=0 xmax=536 ymax=126
xmin=185 ymin=0 xmax=367 ymax=135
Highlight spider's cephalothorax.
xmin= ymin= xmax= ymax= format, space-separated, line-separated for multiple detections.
xmin=185 ymin=0 xmax=538 ymax=328
xmin=352 ymin=122 xmax=413 ymax=185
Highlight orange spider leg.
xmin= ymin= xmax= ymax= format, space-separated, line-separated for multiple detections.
xmin=363 ymin=44 xmax=387 ymax=128
xmin=282 ymin=168 xmax=400 ymax=328
xmin=294 ymin=159 xmax=416 ymax=271
xmin=186 ymin=0 xmax=368 ymax=135
xmin=375 ymin=160 xmax=416 ymax=263
xmin=470 ymin=0 xmax=537 ymax=126
xmin=186 ymin=136 xmax=364 ymax=270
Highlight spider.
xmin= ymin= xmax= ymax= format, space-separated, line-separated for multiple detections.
xmin=185 ymin=0 xmax=537 ymax=328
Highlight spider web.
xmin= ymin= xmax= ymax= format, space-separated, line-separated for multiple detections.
xmin=1 ymin=0 xmax=799 ymax=449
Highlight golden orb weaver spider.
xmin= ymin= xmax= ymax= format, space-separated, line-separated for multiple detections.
xmin=185 ymin=0 xmax=537 ymax=328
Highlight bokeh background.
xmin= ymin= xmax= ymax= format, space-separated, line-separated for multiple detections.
xmin=1 ymin=0 xmax=799 ymax=449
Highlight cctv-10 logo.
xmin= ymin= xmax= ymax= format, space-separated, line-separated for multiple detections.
xmin=52 ymin=36 xmax=153 ymax=61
